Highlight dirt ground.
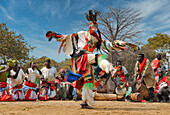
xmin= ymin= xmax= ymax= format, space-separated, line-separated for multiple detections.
xmin=0 ymin=100 xmax=170 ymax=115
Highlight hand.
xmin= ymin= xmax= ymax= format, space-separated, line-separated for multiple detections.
xmin=5 ymin=66 xmax=11 ymax=71
xmin=41 ymin=78 xmax=45 ymax=82
xmin=116 ymin=83 xmax=120 ymax=87
xmin=117 ymin=65 xmax=122 ymax=71
xmin=36 ymin=87 xmax=40 ymax=92
xmin=35 ymin=65 xmax=38 ymax=69
xmin=17 ymin=64 xmax=21 ymax=69
xmin=102 ymin=84 xmax=106 ymax=88
xmin=56 ymin=88 xmax=59 ymax=94
xmin=96 ymin=79 xmax=100 ymax=82
xmin=137 ymin=79 xmax=142 ymax=84
xmin=66 ymin=90 xmax=69 ymax=95
xmin=44 ymin=78 xmax=48 ymax=82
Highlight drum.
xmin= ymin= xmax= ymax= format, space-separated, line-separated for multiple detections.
xmin=97 ymin=78 xmax=107 ymax=93
xmin=131 ymin=93 xmax=143 ymax=102
xmin=94 ymin=92 xmax=117 ymax=101
xmin=132 ymin=83 xmax=149 ymax=100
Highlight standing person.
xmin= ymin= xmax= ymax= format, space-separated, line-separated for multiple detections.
xmin=56 ymin=69 xmax=69 ymax=100
xmin=114 ymin=60 xmax=129 ymax=90
xmin=151 ymin=53 xmax=162 ymax=83
xmin=10 ymin=60 xmax=25 ymax=101
xmin=0 ymin=60 xmax=13 ymax=101
xmin=39 ymin=58 xmax=57 ymax=101
xmin=23 ymin=61 xmax=41 ymax=101
xmin=133 ymin=54 xmax=156 ymax=102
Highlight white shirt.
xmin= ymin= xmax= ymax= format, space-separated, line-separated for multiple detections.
xmin=26 ymin=68 xmax=40 ymax=83
xmin=41 ymin=66 xmax=57 ymax=82
xmin=10 ymin=69 xmax=25 ymax=87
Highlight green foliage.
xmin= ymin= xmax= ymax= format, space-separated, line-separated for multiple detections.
xmin=0 ymin=23 xmax=35 ymax=64
xmin=144 ymin=33 xmax=170 ymax=53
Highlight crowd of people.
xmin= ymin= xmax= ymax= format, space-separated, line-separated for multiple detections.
xmin=0 ymin=53 xmax=169 ymax=103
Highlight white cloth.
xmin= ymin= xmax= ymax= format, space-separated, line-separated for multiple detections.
xmin=82 ymin=87 xmax=95 ymax=105
xmin=99 ymin=59 xmax=115 ymax=74
xmin=26 ymin=68 xmax=40 ymax=83
xmin=78 ymin=31 xmax=98 ymax=50
xmin=77 ymin=31 xmax=86 ymax=49
xmin=10 ymin=69 xmax=25 ymax=87
xmin=159 ymin=82 xmax=168 ymax=91
xmin=41 ymin=67 xmax=57 ymax=82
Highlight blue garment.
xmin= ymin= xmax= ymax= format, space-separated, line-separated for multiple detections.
xmin=66 ymin=69 xmax=82 ymax=83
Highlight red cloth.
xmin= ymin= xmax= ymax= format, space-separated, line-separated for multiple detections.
xmin=155 ymin=76 xmax=169 ymax=93
xmin=88 ymin=26 xmax=102 ymax=47
xmin=24 ymin=81 xmax=36 ymax=87
xmin=24 ymin=81 xmax=37 ymax=101
xmin=58 ymin=39 xmax=66 ymax=54
xmin=71 ymin=78 xmax=85 ymax=90
xmin=0 ymin=82 xmax=7 ymax=88
xmin=41 ymin=81 xmax=55 ymax=87
xmin=114 ymin=66 xmax=126 ymax=82
xmin=0 ymin=82 xmax=13 ymax=101
xmin=10 ymin=84 xmax=23 ymax=91
xmin=151 ymin=58 xmax=160 ymax=77
xmin=84 ymin=35 xmax=96 ymax=52
xmin=138 ymin=58 xmax=147 ymax=81
xmin=77 ymin=54 xmax=88 ymax=75
xmin=10 ymin=84 xmax=24 ymax=101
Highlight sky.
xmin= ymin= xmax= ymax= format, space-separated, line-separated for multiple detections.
xmin=0 ymin=0 xmax=170 ymax=62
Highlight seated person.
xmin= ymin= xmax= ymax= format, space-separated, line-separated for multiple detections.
xmin=0 ymin=60 xmax=13 ymax=101
xmin=55 ymin=69 xmax=69 ymax=100
xmin=23 ymin=61 xmax=41 ymax=101
xmin=10 ymin=60 xmax=25 ymax=101
xmin=114 ymin=60 xmax=129 ymax=90
xmin=155 ymin=68 xmax=170 ymax=102
xmin=39 ymin=58 xmax=57 ymax=101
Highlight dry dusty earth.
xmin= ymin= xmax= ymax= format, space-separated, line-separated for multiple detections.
xmin=0 ymin=100 xmax=170 ymax=115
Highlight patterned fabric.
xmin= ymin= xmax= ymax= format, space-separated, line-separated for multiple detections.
xmin=154 ymin=76 xmax=169 ymax=93
xmin=39 ymin=82 xmax=56 ymax=101
xmin=10 ymin=84 xmax=25 ymax=101
xmin=0 ymin=82 xmax=13 ymax=101
xmin=23 ymin=81 xmax=37 ymax=101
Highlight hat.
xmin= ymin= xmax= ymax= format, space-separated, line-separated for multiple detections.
xmin=45 ymin=58 xmax=50 ymax=61
xmin=27 ymin=61 xmax=33 ymax=66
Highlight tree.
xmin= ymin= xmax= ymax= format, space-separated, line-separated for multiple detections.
xmin=97 ymin=8 xmax=143 ymax=64
xmin=80 ymin=8 xmax=143 ymax=77
xmin=143 ymin=33 xmax=170 ymax=72
xmin=143 ymin=33 xmax=170 ymax=53
xmin=0 ymin=23 xmax=35 ymax=64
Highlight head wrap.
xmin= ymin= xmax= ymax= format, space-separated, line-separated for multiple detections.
xmin=137 ymin=53 xmax=144 ymax=58
xmin=45 ymin=58 xmax=50 ymax=61
xmin=7 ymin=59 xmax=16 ymax=67
xmin=27 ymin=61 xmax=33 ymax=67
